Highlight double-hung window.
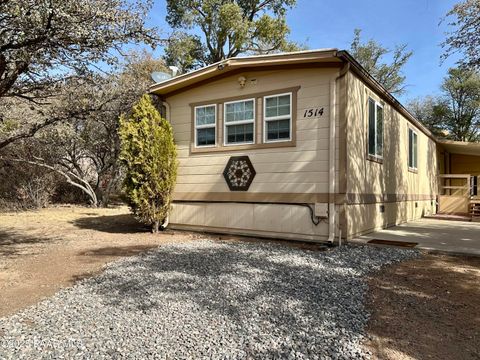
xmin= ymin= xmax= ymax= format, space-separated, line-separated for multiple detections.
xmin=195 ymin=104 xmax=216 ymax=147
xmin=224 ymin=99 xmax=255 ymax=145
xmin=408 ymin=128 xmax=418 ymax=170
xmin=264 ymin=93 xmax=292 ymax=142
xmin=368 ymin=98 xmax=383 ymax=159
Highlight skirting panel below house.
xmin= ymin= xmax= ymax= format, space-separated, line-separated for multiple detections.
xmin=345 ymin=199 xmax=437 ymax=239
xmin=170 ymin=202 xmax=329 ymax=241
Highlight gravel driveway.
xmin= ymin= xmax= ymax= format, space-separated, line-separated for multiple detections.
xmin=0 ymin=239 xmax=416 ymax=359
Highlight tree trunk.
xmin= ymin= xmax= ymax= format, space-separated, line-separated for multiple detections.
xmin=0 ymin=157 xmax=98 ymax=207
xmin=151 ymin=220 xmax=160 ymax=233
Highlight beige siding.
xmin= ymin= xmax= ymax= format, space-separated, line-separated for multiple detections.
xmin=167 ymin=68 xmax=339 ymax=195
xmin=344 ymin=72 xmax=438 ymax=238
xmin=164 ymin=66 xmax=441 ymax=241
xmin=451 ymin=154 xmax=480 ymax=176
xmin=165 ymin=67 xmax=341 ymax=240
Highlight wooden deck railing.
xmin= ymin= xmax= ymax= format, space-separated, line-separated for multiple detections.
xmin=438 ymin=174 xmax=471 ymax=197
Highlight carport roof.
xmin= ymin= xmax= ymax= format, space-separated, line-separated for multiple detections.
xmin=439 ymin=140 xmax=480 ymax=157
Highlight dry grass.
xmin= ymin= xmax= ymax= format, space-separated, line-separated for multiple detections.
xmin=0 ymin=205 xmax=197 ymax=317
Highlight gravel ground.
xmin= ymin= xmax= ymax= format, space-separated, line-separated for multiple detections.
xmin=0 ymin=239 xmax=417 ymax=359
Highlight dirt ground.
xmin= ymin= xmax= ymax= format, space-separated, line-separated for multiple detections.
xmin=0 ymin=205 xmax=199 ymax=317
xmin=1 ymin=206 xmax=479 ymax=360
xmin=364 ymin=254 xmax=480 ymax=360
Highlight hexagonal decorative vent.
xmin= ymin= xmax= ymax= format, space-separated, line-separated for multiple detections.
xmin=223 ymin=156 xmax=256 ymax=191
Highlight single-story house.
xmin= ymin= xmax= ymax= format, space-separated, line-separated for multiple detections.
xmin=150 ymin=49 xmax=480 ymax=243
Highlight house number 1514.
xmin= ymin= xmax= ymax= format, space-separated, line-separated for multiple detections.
xmin=303 ymin=107 xmax=324 ymax=118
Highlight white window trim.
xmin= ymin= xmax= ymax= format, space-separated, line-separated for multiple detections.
xmin=368 ymin=98 xmax=384 ymax=159
xmin=223 ymin=98 xmax=256 ymax=146
xmin=408 ymin=128 xmax=418 ymax=171
xmin=194 ymin=104 xmax=217 ymax=148
xmin=263 ymin=92 xmax=292 ymax=143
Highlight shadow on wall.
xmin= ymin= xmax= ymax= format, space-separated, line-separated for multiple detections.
xmin=346 ymin=75 xmax=438 ymax=236
xmin=70 ymin=214 xmax=150 ymax=234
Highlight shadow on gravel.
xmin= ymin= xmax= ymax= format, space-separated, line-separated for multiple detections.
xmin=70 ymin=214 xmax=149 ymax=234
xmin=88 ymin=241 xmax=375 ymax=358
xmin=0 ymin=228 xmax=52 ymax=258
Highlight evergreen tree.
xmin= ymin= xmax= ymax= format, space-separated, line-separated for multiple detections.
xmin=119 ymin=95 xmax=178 ymax=232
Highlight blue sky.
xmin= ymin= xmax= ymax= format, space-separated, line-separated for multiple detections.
xmin=146 ymin=0 xmax=460 ymax=103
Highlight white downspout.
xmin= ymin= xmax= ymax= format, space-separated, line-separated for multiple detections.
xmin=327 ymin=76 xmax=337 ymax=243
xmin=163 ymin=100 xmax=171 ymax=123
xmin=161 ymin=99 xmax=171 ymax=231
xmin=327 ymin=63 xmax=349 ymax=244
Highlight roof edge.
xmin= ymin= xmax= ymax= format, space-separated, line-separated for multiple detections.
xmin=148 ymin=48 xmax=466 ymax=146
xmin=149 ymin=49 xmax=340 ymax=93
xmin=336 ymin=50 xmax=437 ymax=142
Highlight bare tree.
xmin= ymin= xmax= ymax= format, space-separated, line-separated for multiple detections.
xmin=442 ymin=0 xmax=480 ymax=69
xmin=1 ymin=53 xmax=169 ymax=207
xmin=0 ymin=0 xmax=160 ymax=151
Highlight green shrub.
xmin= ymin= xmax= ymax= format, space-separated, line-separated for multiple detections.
xmin=119 ymin=94 xmax=178 ymax=232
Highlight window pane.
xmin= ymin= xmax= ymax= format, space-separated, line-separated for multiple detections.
xmin=266 ymin=97 xmax=277 ymax=108
xmin=278 ymin=104 xmax=290 ymax=116
xmin=225 ymin=111 xmax=234 ymax=122
xmin=267 ymin=119 xmax=290 ymax=141
xmin=265 ymin=94 xmax=291 ymax=118
xmin=376 ymin=105 xmax=383 ymax=156
xmin=408 ymin=129 xmax=413 ymax=168
xmin=265 ymin=106 xmax=278 ymax=117
xmin=368 ymin=99 xmax=376 ymax=156
xmin=226 ymin=123 xmax=254 ymax=144
xmin=278 ymin=95 xmax=290 ymax=105
xmin=234 ymin=102 xmax=243 ymax=112
xmin=205 ymin=106 xmax=215 ymax=117
xmin=225 ymin=100 xmax=254 ymax=123
xmin=413 ymin=133 xmax=418 ymax=168
xmin=196 ymin=106 xmax=216 ymax=126
xmin=197 ymin=127 xmax=215 ymax=146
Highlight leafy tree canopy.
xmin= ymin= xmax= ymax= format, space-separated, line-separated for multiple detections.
xmin=164 ymin=0 xmax=303 ymax=73
xmin=350 ymin=29 xmax=413 ymax=95
xmin=409 ymin=67 xmax=480 ymax=142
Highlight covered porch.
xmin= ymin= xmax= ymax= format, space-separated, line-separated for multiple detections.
xmin=437 ymin=140 xmax=480 ymax=221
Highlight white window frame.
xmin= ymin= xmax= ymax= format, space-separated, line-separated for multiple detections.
xmin=263 ymin=92 xmax=292 ymax=143
xmin=194 ymin=104 xmax=217 ymax=148
xmin=223 ymin=98 xmax=256 ymax=146
xmin=408 ymin=128 xmax=418 ymax=171
xmin=368 ymin=98 xmax=384 ymax=159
